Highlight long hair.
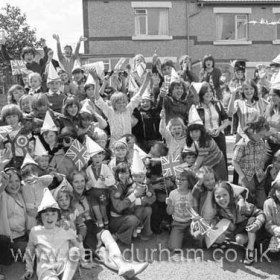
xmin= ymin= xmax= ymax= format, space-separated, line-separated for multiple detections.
xmin=240 ymin=79 xmax=259 ymax=102
xmin=269 ymin=181 xmax=280 ymax=205
xmin=197 ymin=166 xmax=217 ymax=191
xmin=186 ymin=124 xmax=211 ymax=147
xmin=269 ymin=88 xmax=280 ymax=117
xmin=212 ymin=181 xmax=235 ymax=211
xmin=198 ymin=82 xmax=214 ymax=103
xmin=62 ymin=96 xmax=80 ymax=117
xmin=202 ymin=54 xmax=215 ymax=69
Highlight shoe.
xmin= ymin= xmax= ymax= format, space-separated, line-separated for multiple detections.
xmin=80 ymin=261 xmax=98 ymax=269
xmin=244 ymin=249 xmax=255 ymax=265
xmin=118 ymin=262 xmax=149 ymax=279
xmin=131 ymin=261 xmax=149 ymax=276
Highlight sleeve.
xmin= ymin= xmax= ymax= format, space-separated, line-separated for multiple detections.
xmin=245 ymin=202 xmax=266 ymax=230
xmin=127 ymin=91 xmax=142 ymax=114
xmin=159 ymin=117 xmax=171 ymax=144
xmin=232 ymin=141 xmax=245 ymax=163
xmin=110 ymin=187 xmax=134 ymax=212
xmin=263 ymin=199 xmax=279 ymax=236
xmin=95 ymin=97 xmax=112 ymax=119
xmin=39 ymin=175 xmax=54 ymax=188
xmin=39 ymin=46 xmax=49 ymax=69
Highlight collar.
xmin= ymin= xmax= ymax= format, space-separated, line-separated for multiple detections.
xmin=49 ymin=90 xmax=61 ymax=95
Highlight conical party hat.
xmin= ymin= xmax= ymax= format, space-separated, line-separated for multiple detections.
xmin=41 ymin=111 xmax=59 ymax=134
xmin=80 ymin=99 xmax=94 ymax=115
xmin=191 ymin=82 xmax=204 ymax=95
xmin=85 ymin=73 xmax=96 ymax=86
xmin=130 ymin=149 xmax=146 ymax=174
xmin=34 ymin=136 xmax=48 ymax=156
xmin=85 ymin=135 xmax=104 ymax=157
xmin=21 ymin=152 xmax=38 ymax=169
xmin=37 ymin=188 xmax=60 ymax=214
xmin=188 ymin=105 xmax=203 ymax=126
xmin=47 ymin=62 xmax=61 ymax=84
xmin=272 ymin=170 xmax=280 ymax=187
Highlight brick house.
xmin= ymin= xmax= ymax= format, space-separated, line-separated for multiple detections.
xmin=82 ymin=0 xmax=280 ymax=77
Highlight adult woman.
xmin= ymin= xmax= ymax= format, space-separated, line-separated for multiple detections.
xmin=265 ymin=88 xmax=280 ymax=165
xmin=192 ymin=81 xmax=230 ymax=163
xmin=69 ymin=169 xmax=148 ymax=279
xmin=227 ymin=79 xmax=268 ymax=142
xmin=199 ymin=55 xmax=222 ymax=100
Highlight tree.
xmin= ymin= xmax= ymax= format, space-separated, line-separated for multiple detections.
xmin=0 ymin=3 xmax=42 ymax=59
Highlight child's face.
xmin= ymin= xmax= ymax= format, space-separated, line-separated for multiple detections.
xmin=170 ymin=125 xmax=183 ymax=138
xmin=140 ymin=99 xmax=152 ymax=111
xmin=6 ymin=114 xmax=19 ymax=129
xmin=30 ymin=77 xmax=41 ymax=90
xmin=23 ymin=53 xmax=34 ymax=63
xmin=172 ymin=85 xmax=184 ymax=100
xmin=57 ymin=193 xmax=71 ymax=210
xmin=114 ymin=145 xmax=127 ymax=159
xmin=64 ymin=46 xmax=72 ymax=57
xmin=270 ymin=91 xmax=280 ymax=105
xmin=37 ymin=156 xmax=49 ymax=170
xmin=86 ymin=86 xmax=95 ymax=99
xmin=13 ymin=89 xmax=24 ymax=103
xmin=59 ymin=72 xmax=69 ymax=84
xmin=203 ymin=173 xmax=216 ymax=191
xmin=132 ymin=173 xmax=146 ymax=183
xmin=48 ymin=81 xmax=61 ymax=92
xmin=72 ymin=174 xmax=86 ymax=195
xmin=202 ymin=87 xmax=213 ymax=103
xmin=243 ymin=84 xmax=255 ymax=101
xmin=205 ymin=60 xmax=213 ymax=69
xmin=114 ymin=99 xmax=127 ymax=113
xmin=36 ymin=105 xmax=48 ymax=118
xmin=214 ymin=188 xmax=230 ymax=208
xmin=41 ymin=210 xmax=58 ymax=229
xmin=66 ymin=104 xmax=79 ymax=117
xmin=235 ymin=70 xmax=244 ymax=80
xmin=21 ymin=97 xmax=31 ymax=113
xmin=73 ymin=72 xmax=83 ymax=82
xmin=91 ymin=153 xmax=104 ymax=166
xmin=190 ymin=129 xmax=201 ymax=141
xmin=176 ymin=174 xmax=189 ymax=191
xmin=184 ymin=154 xmax=196 ymax=167
xmin=43 ymin=131 xmax=57 ymax=147
xmin=5 ymin=172 xmax=21 ymax=195
xmin=118 ymin=171 xmax=130 ymax=183
xmin=162 ymin=65 xmax=172 ymax=76
xmin=81 ymin=117 xmax=91 ymax=129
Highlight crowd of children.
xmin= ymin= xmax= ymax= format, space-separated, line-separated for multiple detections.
xmin=1 ymin=34 xmax=280 ymax=279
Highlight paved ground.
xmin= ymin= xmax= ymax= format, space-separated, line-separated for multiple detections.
xmin=5 ymin=136 xmax=280 ymax=280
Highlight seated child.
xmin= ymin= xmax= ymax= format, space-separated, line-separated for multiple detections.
xmin=263 ymin=172 xmax=280 ymax=253
xmin=86 ymin=137 xmax=115 ymax=228
xmin=22 ymin=188 xmax=80 ymax=280
xmin=166 ymin=169 xmax=198 ymax=256
xmin=213 ymin=181 xmax=265 ymax=265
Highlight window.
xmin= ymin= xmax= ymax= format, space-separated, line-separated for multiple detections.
xmin=272 ymin=8 xmax=280 ymax=42
xmin=213 ymin=7 xmax=251 ymax=45
xmin=276 ymin=14 xmax=280 ymax=40
xmin=134 ymin=8 xmax=169 ymax=36
xmin=132 ymin=2 xmax=172 ymax=40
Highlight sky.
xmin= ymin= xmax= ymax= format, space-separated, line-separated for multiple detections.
xmin=1 ymin=0 xmax=84 ymax=56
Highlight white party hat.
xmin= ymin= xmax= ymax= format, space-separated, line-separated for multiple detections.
xmin=188 ymin=105 xmax=203 ymax=126
xmin=47 ymin=62 xmax=61 ymax=84
xmin=80 ymin=99 xmax=94 ymax=115
xmin=85 ymin=73 xmax=96 ymax=86
xmin=41 ymin=111 xmax=59 ymax=134
xmin=38 ymin=188 xmax=60 ymax=213
xmin=191 ymin=82 xmax=204 ymax=94
xmin=130 ymin=149 xmax=146 ymax=174
xmin=21 ymin=152 xmax=38 ymax=169
xmin=85 ymin=135 xmax=104 ymax=157
xmin=34 ymin=136 xmax=48 ymax=156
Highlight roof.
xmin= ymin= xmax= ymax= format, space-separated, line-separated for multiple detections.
xmin=199 ymin=0 xmax=280 ymax=3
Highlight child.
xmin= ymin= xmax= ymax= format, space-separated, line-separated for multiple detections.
xmin=109 ymin=138 xmax=129 ymax=174
xmin=233 ymin=116 xmax=269 ymax=208
xmin=0 ymin=104 xmax=34 ymax=170
xmin=96 ymin=71 xmax=152 ymax=146
xmin=46 ymin=63 xmax=67 ymax=113
xmin=159 ymin=109 xmax=186 ymax=158
xmin=22 ymin=188 xmax=80 ymax=280
xmin=213 ymin=181 xmax=265 ymax=265
xmin=28 ymin=73 xmax=44 ymax=95
xmin=86 ymin=136 xmax=115 ymax=228
xmin=166 ymin=169 xmax=198 ymax=255
xmin=263 ymin=172 xmax=280 ymax=253
xmin=180 ymin=145 xmax=197 ymax=168
xmin=0 ymin=168 xmax=27 ymax=279
xmin=92 ymin=127 xmax=111 ymax=164
xmin=186 ymin=106 xmax=228 ymax=181
xmin=33 ymin=136 xmax=50 ymax=176
xmin=7 ymin=84 xmax=25 ymax=105
xmin=19 ymin=95 xmax=33 ymax=114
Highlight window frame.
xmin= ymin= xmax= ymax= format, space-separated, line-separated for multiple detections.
xmin=213 ymin=7 xmax=252 ymax=45
xmin=131 ymin=2 xmax=172 ymax=41
xmin=273 ymin=8 xmax=280 ymax=44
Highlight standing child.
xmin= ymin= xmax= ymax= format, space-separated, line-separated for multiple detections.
xmin=159 ymin=109 xmax=186 ymax=159
xmin=22 ymin=188 xmax=80 ymax=280
xmin=166 ymin=169 xmax=198 ymax=256
xmin=96 ymin=71 xmax=152 ymax=146
xmin=213 ymin=181 xmax=265 ymax=265
xmin=86 ymin=136 xmax=115 ymax=228
xmin=233 ymin=116 xmax=269 ymax=208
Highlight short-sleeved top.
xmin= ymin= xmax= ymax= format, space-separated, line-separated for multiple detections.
xmin=168 ymin=189 xmax=194 ymax=223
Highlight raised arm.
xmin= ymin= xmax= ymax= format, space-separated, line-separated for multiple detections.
xmin=53 ymin=34 xmax=64 ymax=62
xmin=73 ymin=36 xmax=87 ymax=60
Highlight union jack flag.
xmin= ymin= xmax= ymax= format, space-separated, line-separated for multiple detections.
xmin=10 ymin=60 xmax=27 ymax=75
xmin=0 ymin=126 xmax=12 ymax=140
xmin=160 ymin=154 xmax=182 ymax=177
xmin=65 ymin=139 xmax=89 ymax=171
